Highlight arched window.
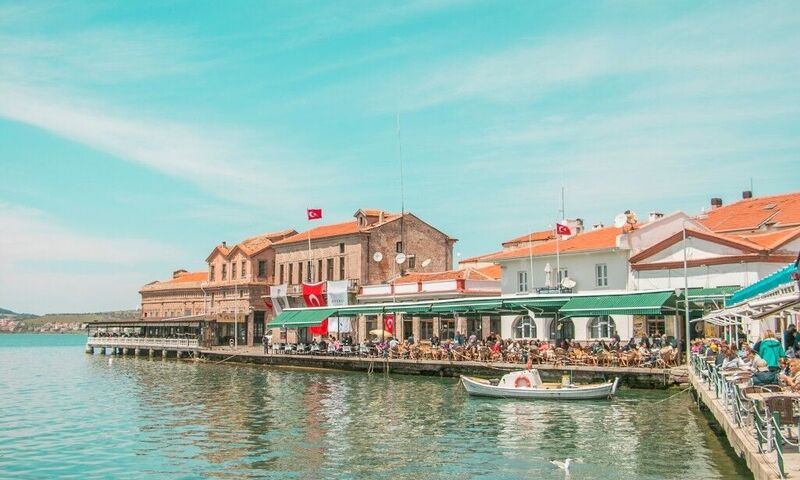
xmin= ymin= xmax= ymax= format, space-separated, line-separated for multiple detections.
xmin=588 ymin=316 xmax=617 ymax=338
xmin=512 ymin=315 xmax=537 ymax=339
xmin=549 ymin=318 xmax=575 ymax=340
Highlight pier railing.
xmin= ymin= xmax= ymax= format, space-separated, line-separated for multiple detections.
xmin=87 ymin=337 xmax=199 ymax=349
xmin=691 ymin=353 xmax=795 ymax=478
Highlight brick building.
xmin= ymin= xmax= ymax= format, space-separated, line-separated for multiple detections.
xmin=140 ymin=270 xmax=208 ymax=319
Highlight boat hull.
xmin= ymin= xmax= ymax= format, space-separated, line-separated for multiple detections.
xmin=460 ymin=375 xmax=619 ymax=400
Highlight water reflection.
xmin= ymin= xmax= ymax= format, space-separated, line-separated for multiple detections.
xmin=0 ymin=336 xmax=751 ymax=480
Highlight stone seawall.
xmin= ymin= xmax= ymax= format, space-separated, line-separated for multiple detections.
xmin=199 ymin=350 xmax=684 ymax=388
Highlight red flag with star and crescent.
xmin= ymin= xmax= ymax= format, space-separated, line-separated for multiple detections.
xmin=303 ymin=282 xmax=328 ymax=335
xmin=384 ymin=314 xmax=395 ymax=334
xmin=307 ymin=208 xmax=322 ymax=220
xmin=556 ymin=223 xmax=571 ymax=236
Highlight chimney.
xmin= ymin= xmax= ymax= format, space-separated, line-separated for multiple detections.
xmin=648 ymin=212 xmax=664 ymax=222
xmin=742 ymin=190 xmax=753 ymax=199
xmin=592 ymin=223 xmax=604 ymax=230
xmin=379 ymin=211 xmax=385 ymax=223
xmin=222 ymin=241 xmax=227 ymax=248
xmin=575 ymin=218 xmax=584 ymax=234
xmin=710 ymin=198 xmax=723 ymax=209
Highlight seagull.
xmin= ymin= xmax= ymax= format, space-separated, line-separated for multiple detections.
xmin=551 ymin=458 xmax=571 ymax=474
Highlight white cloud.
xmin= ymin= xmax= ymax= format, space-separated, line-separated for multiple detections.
xmin=389 ymin=1 xmax=800 ymax=110
xmin=0 ymin=203 xmax=180 ymax=314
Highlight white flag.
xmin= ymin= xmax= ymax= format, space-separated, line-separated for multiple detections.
xmin=269 ymin=284 xmax=289 ymax=316
xmin=326 ymin=280 xmax=351 ymax=333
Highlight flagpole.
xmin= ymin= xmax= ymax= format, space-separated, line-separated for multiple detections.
xmin=528 ymin=231 xmax=534 ymax=294
xmin=557 ymin=189 xmax=564 ymax=291
xmin=307 ymin=217 xmax=312 ymax=283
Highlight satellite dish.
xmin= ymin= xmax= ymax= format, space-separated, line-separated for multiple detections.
xmin=421 ymin=258 xmax=431 ymax=268
xmin=561 ymin=277 xmax=577 ymax=289
xmin=373 ymin=252 xmax=383 ymax=262
xmin=395 ymin=253 xmax=406 ymax=264
xmin=613 ymin=213 xmax=627 ymax=228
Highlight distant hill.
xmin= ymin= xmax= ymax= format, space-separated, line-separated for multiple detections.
xmin=0 ymin=309 xmax=140 ymax=326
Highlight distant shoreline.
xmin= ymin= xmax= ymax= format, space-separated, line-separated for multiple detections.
xmin=0 ymin=331 xmax=84 ymax=335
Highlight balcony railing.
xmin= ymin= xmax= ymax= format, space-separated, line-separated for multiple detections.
xmin=86 ymin=337 xmax=200 ymax=349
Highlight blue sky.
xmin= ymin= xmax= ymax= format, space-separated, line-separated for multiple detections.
xmin=1 ymin=0 xmax=798 ymax=314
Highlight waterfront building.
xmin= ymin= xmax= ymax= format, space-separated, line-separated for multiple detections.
xmin=356 ymin=265 xmax=501 ymax=342
xmin=469 ymin=191 xmax=800 ymax=344
xmin=140 ymin=270 xmax=208 ymax=319
xmin=203 ymin=229 xmax=297 ymax=346
xmin=138 ymin=229 xmax=296 ymax=347
xmin=269 ymin=208 xmax=456 ymax=342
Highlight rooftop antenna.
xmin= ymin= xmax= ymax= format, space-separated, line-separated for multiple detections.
xmin=397 ymin=113 xmax=406 ymax=274
xmin=750 ymin=176 xmax=754 ymax=196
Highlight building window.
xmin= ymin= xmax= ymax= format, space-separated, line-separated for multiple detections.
xmin=339 ymin=242 xmax=345 ymax=254
xmin=512 ymin=315 xmax=537 ymax=339
xmin=241 ymin=261 xmax=246 ymax=279
xmin=307 ymin=261 xmax=312 ymax=282
xmin=407 ymin=255 xmax=416 ymax=269
xmin=396 ymin=241 xmax=403 ymax=253
xmin=317 ymin=259 xmax=323 ymax=282
xmin=297 ymin=262 xmax=303 ymax=284
xmin=339 ymin=257 xmax=345 ymax=280
xmin=646 ymin=315 xmax=666 ymax=337
xmin=558 ymin=268 xmax=568 ymax=284
xmin=210 ymin=265 xmax=215 ymax=282
xmin=222 ymin=264 xmax=227 ymax=281
xmin=517 ymin=271 xmax=528 ymax=293
xmin=258 ymin=260 xmax=267 ymax=278
xmin=288 ymin=263 xmax=293 ymax=284
xmin=232 ymin=262 xmax=237 ymax=280
xmin=595 ymin=264 xmax=608 ymax=287
xmin=588 ymin=316 xmax=616 ymax=338
xmin=279 ymin=264 xmax=284 ymax=284
xmin=327 ymin=258 xmax=334 ymax=280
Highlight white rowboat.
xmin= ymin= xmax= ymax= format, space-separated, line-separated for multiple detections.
xmin=460 ymin=369 xmax=620 ymax=400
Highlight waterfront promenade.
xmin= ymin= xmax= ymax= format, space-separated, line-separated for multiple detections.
xmin=690 ymin=355 xmax=800 ymax=479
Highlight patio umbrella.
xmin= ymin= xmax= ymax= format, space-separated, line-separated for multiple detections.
xmin=369 ymin=329 xmax=393 ymax=339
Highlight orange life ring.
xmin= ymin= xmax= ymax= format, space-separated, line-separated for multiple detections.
xmin=514 ymin=375 xmax=532 ymax=388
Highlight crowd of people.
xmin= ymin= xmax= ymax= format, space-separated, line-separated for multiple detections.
xmin=261 ymin=329 xmax=684 ymax=367
xmin=695 ymin=329 xmax=800 ymax=389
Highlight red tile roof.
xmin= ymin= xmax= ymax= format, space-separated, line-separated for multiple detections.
xmin=741 ymin=226 xmax=800 ymax=250
xmin=274 ymin=210 xmax=401 ymax=246
xmin=697 ymin=192 xmax=800 ymax=233
xmin=236 ymin=229 xmax=297 ymax=255
xmin=392 ymin=265 xmax=501 ymax=284
xmin=502 ymin=229 xmax=555 ymax=247
xmin=165 ymin=271 xmax=208 ymax=284
xmin=487 ymin=226 xmax=623 ymax=260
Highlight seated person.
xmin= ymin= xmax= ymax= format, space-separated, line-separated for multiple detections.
xmin=721 ymin=348 xmax=744 ymax=370
xmin=752 ymin=358 xmax=781 ymax=386
xmin=781 ymin=359 xmax=800 ymax=390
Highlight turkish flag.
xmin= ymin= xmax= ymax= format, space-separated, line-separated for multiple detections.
xmin=303 ymin=282 xmax=328 ymax=336
xmin=309 ymin=318 xmax=328 ymax=336
xmin=302 ymin=282 xmax=326 ymax=307
xmin=384 ymin=314 xmax=395 ymax=334
xmin=556 ymin=223 xmax=571 ymax=235
xmin=307 ymin=208 xmax=322 ymax=220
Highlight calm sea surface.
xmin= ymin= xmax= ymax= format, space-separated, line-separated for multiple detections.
xmin=0 ymin=334 xmax=750 ymax=479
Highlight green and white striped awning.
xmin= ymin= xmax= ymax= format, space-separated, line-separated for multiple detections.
xmin=559 ymin=291 xmax=675 ymax=317
xmin=266 ymin=308 xmax=337 ymax=328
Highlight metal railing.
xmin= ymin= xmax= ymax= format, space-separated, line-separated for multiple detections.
xmin=691 ymin=353 xmax=796 ymax=478
xmin=86 ymin=337 xmax=199 ymax=349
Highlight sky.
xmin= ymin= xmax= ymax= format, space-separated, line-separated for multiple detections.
xmin=1 ymin=0 xmax=799 ymax=314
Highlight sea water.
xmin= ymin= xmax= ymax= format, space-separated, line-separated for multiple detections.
xmin=0 ymin=334 xmax=751 ymax=479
